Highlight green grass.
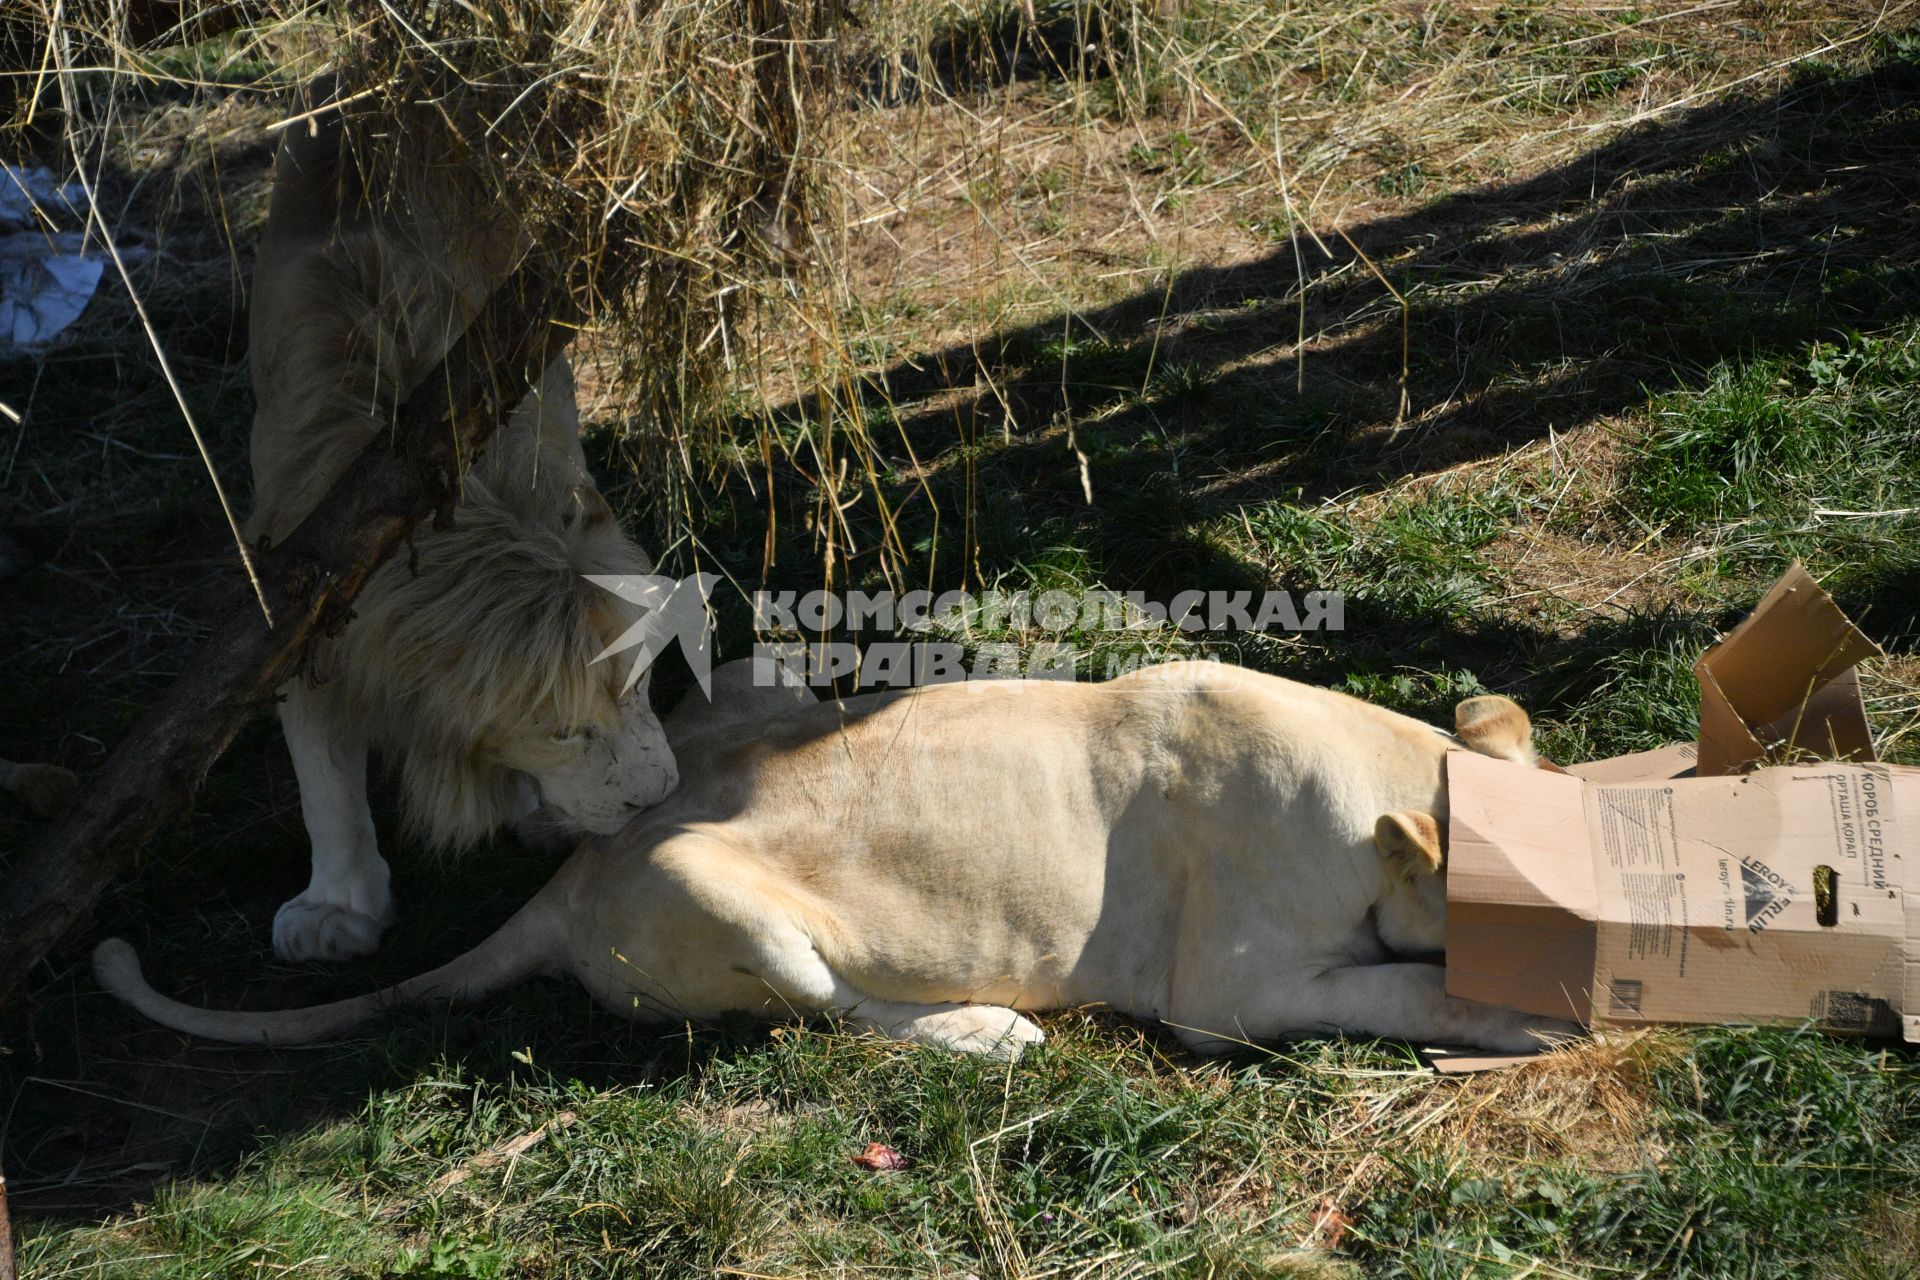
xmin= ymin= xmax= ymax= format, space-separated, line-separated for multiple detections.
xmin=23 ymin=1022 xmax=1919 ymax=1278
xmin=1623 ymin=325 xmax=1920 ymax=616
xmin=1246 ymin=488 xmax=1518 ymax=621
xmin=9 ymin=4 xmax=1920 ymax=1278
xmin=1627 ymin=328 xmax=1920 ymax=522
xmin=34 ymin=317 xmax=1920 ymax=1275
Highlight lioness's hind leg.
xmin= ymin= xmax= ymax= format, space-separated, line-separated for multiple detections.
xmin=776 ymin=959 xmax=1045 ymax=1061
xmin=1178 ymin=962 xmax=1579 ymax=1055
xmin=847 ymin=1002 xmax=1047 ymax=1059
xmin=635 ymin=841 xmax=1043 ymax=1060
xmin=724 ymin=921 xmax=1047 ymax=1059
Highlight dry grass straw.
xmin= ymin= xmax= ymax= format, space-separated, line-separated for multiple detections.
xmin=785 ymin=2 xmax=1904 ymax=516
xmin=302 ymin=0 xmax=845 ymax=569
xmin=1429 ymin=1030 xmax=1683 ymax=1171
xmin=1195 ymin=1029 xmax=1688 ymax=1239
xmin=14 ymin=2 xmax=1902 ymax=597
xmin=10 ymin=0 xmax=845 ymax=565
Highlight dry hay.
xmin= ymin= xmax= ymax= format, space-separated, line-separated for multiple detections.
xmin=1266 ymin=1030 xmax=1683 ymax=1231
xmin=10 ymin=1 xmax=1906 ymax=590
xmin=1430 ymin=1031 xmax=1683 ymax=1172
xmin=11 ymin=1 xmax=842 ymax=537
xmin=312 ymin=1 xmax=838 ymax=481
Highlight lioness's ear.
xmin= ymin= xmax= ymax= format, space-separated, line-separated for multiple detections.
xmin=1375 ymin=811 xmax=1444 ymax=880
xmin=565 ymin=485 xmax=616 ymax=530
xmin=1455 ymin=694 xmax=1536 ymax=766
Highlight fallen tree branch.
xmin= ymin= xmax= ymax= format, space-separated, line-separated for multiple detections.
xmin=0 ymin=263 xmax=575 ymax=1009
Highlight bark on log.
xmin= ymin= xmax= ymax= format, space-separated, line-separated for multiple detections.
xmin=0 ymin=264 xmax=574 ymax=1009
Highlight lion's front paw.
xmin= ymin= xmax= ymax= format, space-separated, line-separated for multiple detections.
xmin=273 ymin=891 xmax=395 ymax=963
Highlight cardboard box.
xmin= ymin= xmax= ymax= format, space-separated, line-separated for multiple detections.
xmin=1444 ymin=564 xmax=1920 ymax=1048
xmin=1447 ymin=751 xmax=1920 ymax=1041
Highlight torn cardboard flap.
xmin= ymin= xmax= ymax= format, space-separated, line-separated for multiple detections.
xmin=1420 ymin=1047 xmax=1550 ymax=1075
xmin=1566 ymin=743 xmax=1696 ymax=785
xmin=1694 ymin=563 xmax=1881 ymax=776
xmin=1560 ymin=565 xmax=1879 ymax=787
xmin=1446 ymin=750 xmax=1920 ymax=1043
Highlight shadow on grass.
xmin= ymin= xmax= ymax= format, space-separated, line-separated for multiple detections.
xmin=732 ymin=58 xmax=1919 ymax=599
xmin=3 ymin=797 xmax=782 ymax=1222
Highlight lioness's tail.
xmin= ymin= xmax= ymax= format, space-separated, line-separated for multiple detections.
xmin=93 ymin=896 xmax=560 ymax=1046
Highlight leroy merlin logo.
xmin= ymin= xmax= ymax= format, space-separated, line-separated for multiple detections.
xmin=1738 ymin=856 xmax=1794 ymax=933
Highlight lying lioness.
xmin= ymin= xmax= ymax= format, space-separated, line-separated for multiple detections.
xmin=96 ymin=662 xmax=1576 ymax=1056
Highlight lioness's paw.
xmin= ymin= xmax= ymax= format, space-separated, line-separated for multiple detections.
xmin=1477 ymin=1014 xmax=1586 ymax=1054
xmin=273 ymin=893 xmax=394 ymax=963
xmin=916 ymin=1006 xmax=1047 ymax=1060
xmin=1520 ymin=1017 xmax=1586 ymax=1048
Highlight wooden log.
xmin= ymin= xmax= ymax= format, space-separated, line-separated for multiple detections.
xmin=0 ymin=264 xmax=574 ymax=1009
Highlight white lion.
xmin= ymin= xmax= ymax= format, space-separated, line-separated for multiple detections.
xmin=246 ymin=100 xmax=676 ymax=964
xmin=97 ymin=663 xmax=1578 ymax=1056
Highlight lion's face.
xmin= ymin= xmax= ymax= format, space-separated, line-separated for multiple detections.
xmin=485 ymin=574 xmax=686 ymax=836
xmin=492 ymin=689 xmax=679 ymax=836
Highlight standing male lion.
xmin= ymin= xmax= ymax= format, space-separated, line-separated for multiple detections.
xmin=248 ymin=94 xmax=678 ymax=963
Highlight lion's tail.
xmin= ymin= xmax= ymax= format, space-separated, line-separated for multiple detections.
xmin=93 ymin=895 xmax=560 ymax=1046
